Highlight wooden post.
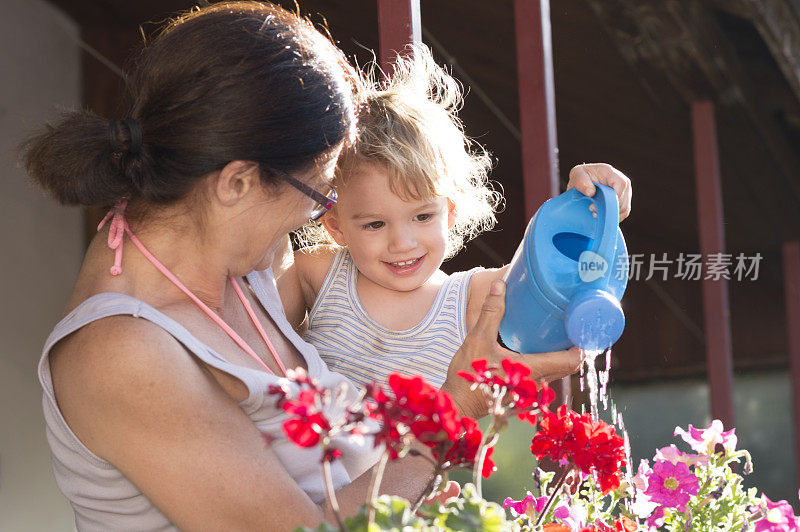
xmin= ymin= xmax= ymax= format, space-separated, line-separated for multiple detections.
xmin=514 ymin=0 xmax=559 ymax=213
xmin=514 ymin=0 xmax=568 ymax=404
xmin=691 ymin=101 xmax=735 ymax=428
xmin=377 ymin=0 xmax=421 ymax=76
xmin=784 ymin=241 xmax=800 ymax=488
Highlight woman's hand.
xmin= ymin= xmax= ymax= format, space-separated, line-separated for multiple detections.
xmin=442 ymin=280 xmax=581 ymax=419
xmin=566 ymin=163 xmax=632 ymax=221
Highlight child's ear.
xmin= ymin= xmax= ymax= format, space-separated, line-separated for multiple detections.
xmin=321 ymin=211 xmax=348 ymax=246
xmin=447 ymin=198 xmax=457 ymax=230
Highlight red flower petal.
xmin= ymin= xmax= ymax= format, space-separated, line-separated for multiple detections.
xmin=530 ymin=405 xmax=626 ymax=494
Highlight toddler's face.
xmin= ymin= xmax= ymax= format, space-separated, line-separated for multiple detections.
xmin=323 ymin=162 xmax=454 ymax=293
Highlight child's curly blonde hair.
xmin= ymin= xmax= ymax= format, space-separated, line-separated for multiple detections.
xmin=297 ymin=44 xmax=502 ymax=259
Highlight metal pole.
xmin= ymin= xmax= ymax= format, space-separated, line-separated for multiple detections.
xmin=783 ymin=240 xmax=800 ymax=489
xmin=514 ymin=0 xmax=568 ymax=404
xmin=377 ymin=0 xmax=421 ymax=76
xmin=691 ymin=101 xmax=735 ymax=428
xmin=515 ymin=0 xmax=559 ymax=211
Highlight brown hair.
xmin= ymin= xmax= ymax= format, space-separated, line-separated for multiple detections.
xmin=21 ymin=1 xmax=358 ymax=208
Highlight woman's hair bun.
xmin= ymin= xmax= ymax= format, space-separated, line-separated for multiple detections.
xmin=21 ymin=110 xmax=133 ymax=206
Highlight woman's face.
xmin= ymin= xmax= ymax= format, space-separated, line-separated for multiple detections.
xmin=250 ymin=147 xmax=342 ymax=271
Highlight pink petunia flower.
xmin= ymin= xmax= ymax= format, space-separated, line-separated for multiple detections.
xmin=502 ymin=491 xmax=549 ymax=517
xmin=643 ymin=461 xmax=700 ymax=511
xmin=554 ymin=503 xmax=588 ymax=529
xmin=674 ymin=419 xmax=737 ymax=455
xmin=655 ymin=444 xmax=709 ymax=467
xmin=630 ymin=494 xmax=659 ymax=522
xmin=533 ymin=495 xmax=549 ymax=514
xmin=503 ymin=492 xmax=534 ymax=516
xmin=751 ymin=494 xmax=800 ymax=532
xmin=630 ymin=460 xmax=660 ymax=521
xmin=645 ymin=507 xmax=665 ymax=530
xmin=632 ymin=459 xmax=651 ymax=492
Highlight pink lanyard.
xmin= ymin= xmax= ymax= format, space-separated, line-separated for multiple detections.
xmin=98 ymin=200 xmax=288 ymax=377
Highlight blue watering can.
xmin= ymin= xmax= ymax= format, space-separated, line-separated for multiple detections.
xmin=498 ymin=183 xmax=628 ymax=353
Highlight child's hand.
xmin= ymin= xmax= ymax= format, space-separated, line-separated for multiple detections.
xmin=443 ymin=279 xmax=581 ymax=419
xmin=566 ymin=163 xmax=632 ymax=221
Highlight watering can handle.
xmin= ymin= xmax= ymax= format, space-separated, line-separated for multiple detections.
xmin=591 ymin=183 xmax=619 ymax=281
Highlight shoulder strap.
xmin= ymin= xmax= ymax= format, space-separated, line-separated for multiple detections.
xmin=444 ymin=266 xmax=484 ymax=340
xmin=307 ymin=248 xmax=351 ymax=324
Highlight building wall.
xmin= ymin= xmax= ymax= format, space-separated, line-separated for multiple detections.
xmin=0 ymin=0 xmax=83 ymax=529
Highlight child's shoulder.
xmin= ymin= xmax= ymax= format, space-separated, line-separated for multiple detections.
xmin=293 ymin=244 xmax=341 ymax=293
xmin=464 ymin=265 xmax=510 ymax=332
xmin=295 ymin=244 xmax=340 ymax=262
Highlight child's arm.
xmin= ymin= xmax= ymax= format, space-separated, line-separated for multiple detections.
xmin=464 ymin=265 xmax=510 ymax=334
xmin=277 ymin=245 xmax=338 ymax=330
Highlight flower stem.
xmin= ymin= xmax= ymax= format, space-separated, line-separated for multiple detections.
xmin=473 ymin=418 xmax=501 ymax=499
xmin=412 ymin=468 xmax=443 ymax=513
xmin=474 ymin=442 xmax=488 ymax=499
xmin=535 ymin=465 xmax=571 ymax=527
xmin=366 ymin=450 xmax=389 ymax=526
xmin=407 ymin=447 xmax=439 ymax=467
xmin=322 ymin=458 xmax=345 ymax=531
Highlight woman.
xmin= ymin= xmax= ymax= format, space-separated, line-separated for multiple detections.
xmin=23 ymin=2 xmax=625 ymax=530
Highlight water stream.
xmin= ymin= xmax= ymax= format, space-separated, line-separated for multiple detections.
xmin=578 ymin=348 xmax=634 ymax=492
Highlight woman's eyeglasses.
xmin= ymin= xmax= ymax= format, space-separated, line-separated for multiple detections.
xmin=274 ymin=170 xmax=337 ymax=221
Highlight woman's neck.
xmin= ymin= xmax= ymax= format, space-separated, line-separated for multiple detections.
xmin=75 ymin=216 xmax=236 ymax=313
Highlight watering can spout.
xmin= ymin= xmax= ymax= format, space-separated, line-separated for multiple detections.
xmin=565 ymin=288 xmax=625 ymax=352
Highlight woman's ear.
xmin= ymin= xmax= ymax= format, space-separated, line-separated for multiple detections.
xmin=321 ymin=211 xmax=347 ymax=246
xmin=213 ymin=160 xmax=260 ymax=207
xmin=447 ymin=198 xmax=457 ymax=230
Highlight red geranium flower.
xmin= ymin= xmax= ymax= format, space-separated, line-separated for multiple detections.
xmin=366 ymin=374 xmax=497 ymax=476
xmin=322 ymin=447 xmax=342 ymax=462
xmin=577 ymin=516 xmax=636 ymax=532
xmin=366 ymin=374 xmax=464 ymax=459
xmin=457 ymin=357 xmax=555 ymax=424
xmin=456 ymin=359 xmax=494 ymax=384
xmin=434 ymin=416 xmax=496 ymax=478
xmin=531 ymin=405 xmax=626 ymax=494
xmin=280 ymin=387 xmax=331 ymax=448
xmin=614 ymin=516 xmax=637 ymax=531
xmin=282 ymin=388 xmax=319 ymax=417
xmin=542 ymin=525 xmax=572 ymax=532
xmin=283 ymin=413 xmax=329 ymax=448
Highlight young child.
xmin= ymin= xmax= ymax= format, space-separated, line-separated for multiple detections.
xmin=278 ymin=46 xmax=630 ymax=390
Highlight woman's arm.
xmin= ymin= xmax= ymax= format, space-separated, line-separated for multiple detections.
xmin=448 ymin=161 xmax=631 ymax=413
xmin=442 ymin=279 xmax=582 ymax=419
xmin=50 ymin=316 xmax=435 ymax=531
xmin=50 ymin=281 xmax=576 ymax=530
xmin=464 ymin=265 xmax=509 ymax=333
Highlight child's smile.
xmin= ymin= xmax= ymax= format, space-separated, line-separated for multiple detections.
xmin=322 ymin=161 xmax=455 ymax=294
xmin=382 ymin=254 xmax=426 ymax=276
